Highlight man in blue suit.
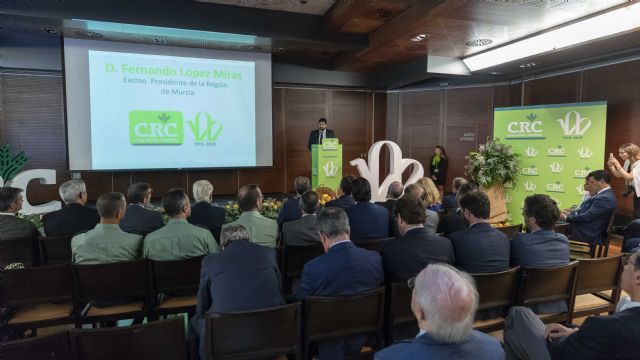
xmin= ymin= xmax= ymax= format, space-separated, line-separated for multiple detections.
xmin=560 ymin=170 xmax=617 ymax=244
xmin=295 ymin=207 xmax=383 ymax=360
xmin=512 ymin=194 xmax=569 ymax=313
xmin=277 ymin=176 xmax=310 ymax=230
xmin=448 ymin=191 xmax=510 ymax=274
xmin=119 ymin=182 xmax=164 ymax=235
xmin=191 ymin=224 xmax=285 ymax=360
xmin=325 ymin=175 xmax=356 ymax=210
xmin=375 ymin=264 xmax=504 ymax=360
xmin=345 ymin=177 xmax=389 ymax=241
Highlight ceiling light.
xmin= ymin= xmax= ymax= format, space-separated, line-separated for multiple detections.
xmin=411 ymin=34 xmax=429 ymax=42
xmin=463 ymin=3 xmax=640 ymax=71
xmin=519 ymin=62 xmax=536 ymax=68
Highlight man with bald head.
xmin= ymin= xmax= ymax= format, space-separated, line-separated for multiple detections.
xmin=375 ymin=264 xmax=504 ymax=359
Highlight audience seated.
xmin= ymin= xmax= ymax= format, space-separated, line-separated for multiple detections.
xmin=281 ymin=191 xmax=321 ymax=246
xmin=448 ymin=191 xmax=510 ymax=273
xmin=277 ymin=176 xmax=310 ymax=230
xmin=375 ymin=181 xmax=403 ymax=237
xmin=345 ymin=177 xmax=389 ymax=240
xmin=504 ymin=250 xmax=640 ymax=360
xmin=295 ymin=207 xmax=383 ymax=360
xmin=119 ymin=182 xmax=164 ymax=235
xmin=144 ymin=188 xmax=220 ymax=260
xmin=404 ymin=184 xmax=438 ymax=235
xmin=380 ymin=194 xmax=454 ymax=283
xmin=222 ymin=184 xmax=278 ymax=248
xmin=442 ymin=177 xmax=467 ymax=211
xmin=187 ymin=180 xmax=225 ymax=235
xmin=437 ymin=182 xmax=478 ymax=236
xmin=512 ymin=194 xmax=569 ymax=314
xmin=375 ymin=264 xmax=505 ymax=360
xmin=71 ymin=192 xmax=142 ymax=264
xmin=0 ymin=187 xmax=40 ymax=240
xmin=559 ymin=170 xmax=617 ymax=244
xmin=416 ymin=177 xmax=442 ymax=212
xmin=324 ymin=175 xmax=356 ymax=210
xmin=190 ymin=224 xmax=285 ymax=360
xmin=42 ymin=179 xmax=99 ymax=236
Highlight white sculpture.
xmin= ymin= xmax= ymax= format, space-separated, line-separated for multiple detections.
xmin=349 ymin=141 xmax=424 ymax=202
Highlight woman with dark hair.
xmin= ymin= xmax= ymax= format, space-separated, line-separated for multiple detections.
xmin=429 ymin=146 xmax=448 ymax=195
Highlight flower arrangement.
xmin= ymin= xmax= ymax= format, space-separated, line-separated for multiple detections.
xmin=223 ymin=198 xmax=282 ymax=223
xmin=315 ymin=186 xmax=336 ymax=205
xmin=465 ymin=138 xmax=519 ymax=188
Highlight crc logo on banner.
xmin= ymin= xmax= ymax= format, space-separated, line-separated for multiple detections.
xmin=549 ymin=162 xmax=564 ymax=174
xmin=576 ymin=185 xmax=586 ymax=195
xmin=524 ymin=146 xmax=538 ymax=158
xmin=506 ymin=113 xmax=545 ymax=139
xmin=524 ymin=181 xmax=536 ymax=192
xmin=557 ymin=111 xmax=591 ymax=138
xmin=546 ymin=182 xmax=565 ymax=193
xmin=521 ymin=165 xmax=539 ymax=176
xmin=551 ymin=197 xmax=563 ymax=209
xmin=578 ymin=147 xmax=594 ymax=159
xmin=574 ymin=167 xmax=591 ymax=178
xmin=547 ymin=145 xmax=566 ymax=157
xmin=505 ymin=194 xmax=513 ymax=204
xmin=323 ymin=161 xmax=339 ymax=177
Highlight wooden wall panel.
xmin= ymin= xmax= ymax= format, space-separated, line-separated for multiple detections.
xmin=373 ymin=92 xmax=388 ymax=183
xmin=526 ymin=72 xmax=580 ymax=105
xmin=332 ymin=91 xmax=370 ymax=177
xmin=399 ymin=91 xmax=441 ymax=158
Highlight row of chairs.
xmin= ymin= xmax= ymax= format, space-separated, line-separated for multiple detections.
xmin=0 ymin=235 xmax=72 ymax=267
xmin=0 ymin=257 xmax=203 ymax=334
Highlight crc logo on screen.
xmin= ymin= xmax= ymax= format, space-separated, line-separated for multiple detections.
xmin=557 ymin=111 xmax=591 ymax=136
xmin=506 ymin=113 xmax=544 ymax=139
xmin=521 ymin=165 xmax=539 ymax=176
xmin=129 ymin=111 xmax=184 ymax=145
xmin=574 ymin=167 xmax=591 ymax=178
xmin=187 ymin=112 xmax=223 ymax=144
xmin=546 ymin=182 xmax=565 ymax=193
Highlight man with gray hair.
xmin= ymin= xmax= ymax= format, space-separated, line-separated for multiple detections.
xmin=190 ymin=224 xmax=285 ymax=360
xmin=295 ymin=207 xmax=383 ymax=359
xmin=43 ymin=179 xmax=99 ymax=236
xmin=375 ymin=264 xmax=504 ymax=359
xmin=442 ymin=177 xmax=468 ymax=210
xmin=144 ymin=188 xmax=219 ymax=260
xmin=187 ymin=180 xmax=225 ymax=234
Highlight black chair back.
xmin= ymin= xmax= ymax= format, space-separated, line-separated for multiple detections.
xmin=72 ymin=259 xmax=149 ymax=303
xmin=0 ymin=331 xmax=70 ymax=360
xmin=0 ymin=236 xmax=37 ymax=266
xmin=69 ymin=318 xmax=186 ymax=360
xmin=282 ymin=245 xmax=324 ymax=293
xmin=384 ymin=282 xmax=416 ymax=345
xmin=150 ymin=256 xmax=203 ymax=296
xmin=39 ymin=235 xmax=72 ymax=265
xmin=474 ymin=267 xmax=520 ymax=311
xmin=497 ymin=224 xmax=523 ymax=239
xmin=0 ymin=263 xmax=72 ymax=307
xmin=354 ymin=237 xmax=392 ymax=252
xmin=205 ymin=303 xmax=301 ymax=360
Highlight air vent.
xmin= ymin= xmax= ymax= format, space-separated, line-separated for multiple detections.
xmin=75 ymin=30 xmax=103 ymax=38
xmin=465 ymin=39 xmax=493 ymax=47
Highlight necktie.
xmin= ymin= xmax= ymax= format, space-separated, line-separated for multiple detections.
xmin=319 ymin=130 xmax=324 ymax=144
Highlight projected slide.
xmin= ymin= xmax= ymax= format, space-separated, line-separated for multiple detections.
xmin=86 ymin=51 xmax=256 ymax=169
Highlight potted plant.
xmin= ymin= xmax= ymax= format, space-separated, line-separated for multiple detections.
xmin=465 ymin=138 xmax=519 ymax=223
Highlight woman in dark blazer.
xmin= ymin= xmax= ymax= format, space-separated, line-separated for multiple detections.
xmin=429 ymin=145 xmax=448 ymax=195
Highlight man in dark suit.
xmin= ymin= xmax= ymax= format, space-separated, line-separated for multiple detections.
xmin=0 ymin=187 xmax=40 ymax=240
xmin=190 ymin=224 xmax=285 ymax=360
xmin=187 ymin=180 xmax=225 ymax=237
xmin=511 ymin=194 xmax=569 ymax=313
xmin=376 ymin=181 xmax=403 ymax=237
xmin=404 ymin=184 xmax=439 ymax=235
xmin=325 ymin=175 xmax=356 ymax=210
xmin=504 ymin=250 xmax=640 ymax=360
xmin=375 ymin=264 xmax=504 ymax=360
xmin=277 ymin=176 xmax=310 ymax=231
xmin=345 ymin=177 xmax=389 ymax=241
xmin=448 ymin=190 xmax=510 ymax=273
xmin=295 ymin=207 xmax=383 ymax=360
xmin=119 ymin=182 xmax=164 ymax=235
xmin=43 ymin=179 xmax=99 ymax=236
xmin=307 ymin=117 xmax=336 ymax=151
xmin=282 ymin=191 xmax=320 ymax=246
xmin=441 ymin=177 xmax=467 ymax=211
xmin=381 ymin=194 xmax=454 ymax=283
xmin=560 ymin=170 xmax=617 ymax=245
xmin=437 ymin=182 xmax=478 ymax=236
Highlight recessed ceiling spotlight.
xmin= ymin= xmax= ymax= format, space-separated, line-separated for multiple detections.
xmin=43 ymin=27 xmax=60 ymax=35
xmin=75 ymin=30 xmax=103 ymax=38
xmin=411 ymin=34 xmax=429 ymax=42
xmin=465 ymin=38 xmax=493 ymax=47
xmin=519 ymin=62 xmax=537 ymax=68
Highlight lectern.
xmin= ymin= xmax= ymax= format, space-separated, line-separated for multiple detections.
xmin=311 ymin=138 xmax=342 ymax=190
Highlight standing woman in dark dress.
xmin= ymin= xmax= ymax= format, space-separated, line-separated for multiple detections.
xmin=429 ymin=146 xmax=448 ymax=197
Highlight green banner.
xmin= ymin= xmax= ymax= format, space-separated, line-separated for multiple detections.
xmin=312 ymin=138 xmax=342 ymax=190
xmin=493 ymin=101 xmax=607 ymax=225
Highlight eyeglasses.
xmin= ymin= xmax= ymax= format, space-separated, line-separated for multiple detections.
xmin=407 ymin=276 xmax=416 ymax=290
